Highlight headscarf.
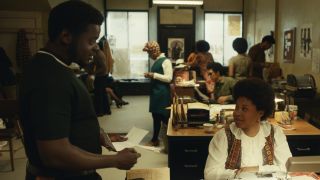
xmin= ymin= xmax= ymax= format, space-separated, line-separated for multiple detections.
xmin=143 ymin=41 xmax=161 ymax=59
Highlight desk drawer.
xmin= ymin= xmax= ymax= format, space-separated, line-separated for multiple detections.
xmin=170 ymin=160 xmax=204 ymax=180
xmin=168 ymin=138 xmax=210 ymax=180
xmin=169 ymin=141 xmax=209 ymax=163
xmin=287 ymin=136 xmax=320 ymax=156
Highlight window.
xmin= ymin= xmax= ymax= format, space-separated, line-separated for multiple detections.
xmin=205 ymin=13 xmax=243 ymax=66
xmin=106 ymin=11 xmax=148 ymax=79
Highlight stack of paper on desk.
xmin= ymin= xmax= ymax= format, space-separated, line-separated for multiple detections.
xmin=187 ymin=102 xmax=210 ymax=110
xmin=209 ymin=104 xmax=236 ymax=119
xmin=175 ymin=79 xmax=197 ymax=87
xmin=112 ymin=126 xmax=148 ymax=151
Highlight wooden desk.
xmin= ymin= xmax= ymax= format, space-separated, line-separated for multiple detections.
xmin=167 ymin=117 xmax=320 ymax=180
xmin=269 ymin=119 xmax=320 ymax=157
xmin=126 ymin=167 xmax=170 ymax=180
xmin=269 ymin=119 xmax=320 ymax=135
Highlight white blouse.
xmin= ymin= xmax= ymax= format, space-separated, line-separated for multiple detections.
xmin=204 ymin=121 xmax=292 ymax=180
xmin=153 ymin=53 xmax=173 ymax=83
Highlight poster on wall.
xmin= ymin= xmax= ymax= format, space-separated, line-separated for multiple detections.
xmin=266 ymin=31 xmax=275 ymax=62
xmin=227 ymin=15 xmax=241 ymax=36
xmin=167 ymin=38 xmax=184 ymax=61
xmin=300 ymin=24 xmax=312 ymax=59
xmin=283 ymin=28 xmax=296 ymax=63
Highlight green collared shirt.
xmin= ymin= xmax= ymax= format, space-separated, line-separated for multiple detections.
xmin=213 ymin=76 xmax=237 ymax=103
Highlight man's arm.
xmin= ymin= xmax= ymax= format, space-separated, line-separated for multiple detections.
xmin=37 ymin=138 xmax=141 ymax=171
xmin=228 ymin=64 xmax=235 ymax=78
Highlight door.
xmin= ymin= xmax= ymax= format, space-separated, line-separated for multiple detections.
xmin=157 ymin=7 xmax=195 ymax=62
xmin=158 ymin=25 xmax=195 ymax=61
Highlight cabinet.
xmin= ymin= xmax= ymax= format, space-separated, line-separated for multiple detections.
xmin=117 ymin=79 xmax=150 ymax=95
xmin=168 ymin=136 xmax=211 ymax=180
xmin=287 ymin=135 xmax=320 ymax=156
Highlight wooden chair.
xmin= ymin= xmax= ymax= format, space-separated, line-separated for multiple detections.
xmin=0 ymin=99 xmax=22 ymax=171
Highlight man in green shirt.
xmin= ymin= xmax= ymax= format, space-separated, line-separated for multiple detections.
xmin=20 ymin=1 xmax=140 ymax=180
xmin=206 ymin=62 xmax=236 ymax=104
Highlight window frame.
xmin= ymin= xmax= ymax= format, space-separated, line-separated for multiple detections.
xmin=105 ymin=10 xmax=149 ymax=80
xmin=204 ymin=11 xmax=244 ymax=66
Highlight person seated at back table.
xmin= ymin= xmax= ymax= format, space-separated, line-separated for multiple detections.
xmin=205 ymin=62 xmax=236 ymax=104
xmin=187 ymin=40 xmax=214 ymax=81
xmin=204 ymin=78 xmax=292 ymax=180
xmin=93 ymin=49 xmax=129 ymax=108
xmin=228 ymin=37 xmax=251 ymax=80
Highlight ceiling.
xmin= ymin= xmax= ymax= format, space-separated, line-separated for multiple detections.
xmin=0 ymin=0 xmax=51 ymax=11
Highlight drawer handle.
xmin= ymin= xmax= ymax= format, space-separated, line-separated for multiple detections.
xmin=184 ymin=149 xmax=198 ymax=153
xmin=184 ymin=164 xmax=198 ymax=168
xmin=296 ymin=147 xmax=311 ymax=151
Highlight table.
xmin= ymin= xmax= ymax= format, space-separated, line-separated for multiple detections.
xmin=126 ymin=167 xmax=170 ymax=180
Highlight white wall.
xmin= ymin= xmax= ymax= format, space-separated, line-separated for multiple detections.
xmin=244 ymin=0 xmax=320 ymax=92
xmin=0 ymin=11 xmax=45 ymax=71
xmin=107 ymin=0 xmax=243 ymax=42
xmin=204 ymin=0 xmax=243 ymax=12
xmin=244 ymin=0 xmax=275 ymax=47
xmin=277 ymin=0 xmax=320 ymax=91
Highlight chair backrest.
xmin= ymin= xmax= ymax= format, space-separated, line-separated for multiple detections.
xmin=0 ymin=100 xmax=23 ymax=140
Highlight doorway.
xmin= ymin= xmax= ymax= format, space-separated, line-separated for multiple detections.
xmin=158 ymin=25 xmax=195 ymax=61
xmin=157 ymin=7 xmax=195 ymax=62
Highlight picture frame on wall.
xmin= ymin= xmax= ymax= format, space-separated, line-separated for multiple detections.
xmin=300 ymin=24 xmax=312 ymax=59
xmin=283 ymin=28 xmax=296 ymax=63
xmin=167 ymin=38 xmax=184 ymax=61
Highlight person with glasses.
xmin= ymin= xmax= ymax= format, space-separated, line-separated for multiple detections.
xmin=206 ymin=62 xmax=236 ymax=104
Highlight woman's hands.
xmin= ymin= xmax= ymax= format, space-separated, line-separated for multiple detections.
xmin=144 ymin=72 xmax=154 ymax=79
xmin=235 ymin=166 xmax=259 ymax=177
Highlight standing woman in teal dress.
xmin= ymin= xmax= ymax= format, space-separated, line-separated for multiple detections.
xmin=143 ymin=41 xmax=173 ymax=146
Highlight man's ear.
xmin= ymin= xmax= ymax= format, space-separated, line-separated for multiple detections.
xmin=60 ymin=30 xmax=72 ymax=45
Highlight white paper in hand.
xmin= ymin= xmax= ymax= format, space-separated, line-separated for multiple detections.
xmin=113 ymin=126 xmax=149 ymax=151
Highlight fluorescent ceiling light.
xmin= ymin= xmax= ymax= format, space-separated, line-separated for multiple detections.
xmin=153 ymin=0 xmax=203 ymax=5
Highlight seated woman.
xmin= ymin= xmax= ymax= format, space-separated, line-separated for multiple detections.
xmin=228 ymin=37 xmax=251 ymax=80
xmin=104 ymin=76 xmax=129 ymax=108
xmin=204 ymin=78 xmax=292 ymax=180
xmin=93 ymin=50 xmax=128 ymax=109
xmin=187 ymin=40 xmax=214 ymax=81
